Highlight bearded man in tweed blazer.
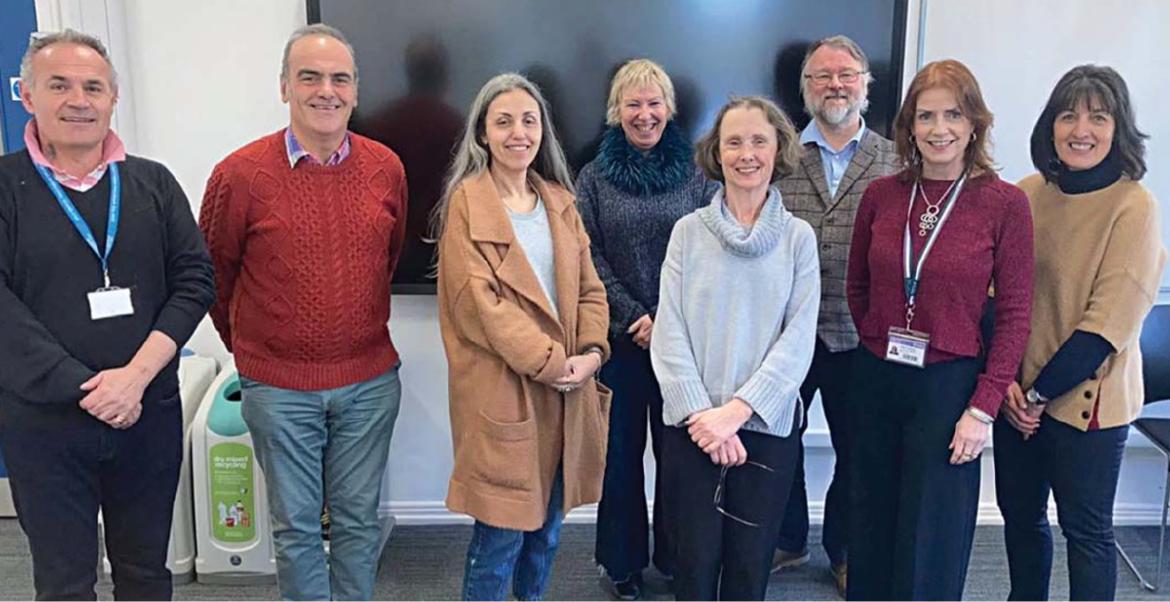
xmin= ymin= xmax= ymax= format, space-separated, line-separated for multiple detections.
xmin=772 ymin=35 xmax=899 ymax=594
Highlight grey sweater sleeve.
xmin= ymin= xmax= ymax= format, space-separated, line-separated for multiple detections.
xmin=651 ymin=220 xmax=712 ymax=426
xmin=733 ymin=221 xmax=820 ymax=435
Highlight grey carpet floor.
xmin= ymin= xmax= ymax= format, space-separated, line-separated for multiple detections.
xmin=1 ymin=519 xmax=1167 ymax=600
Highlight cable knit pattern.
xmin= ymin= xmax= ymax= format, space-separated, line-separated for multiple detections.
xmin=577 ymin=124 xmax=718 ymax=336
xmin=200 ymin=130 xmax=408 ymax=391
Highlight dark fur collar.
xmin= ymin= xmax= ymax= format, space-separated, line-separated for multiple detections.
xmin=595 ymin=121 xmax=694 ymax=196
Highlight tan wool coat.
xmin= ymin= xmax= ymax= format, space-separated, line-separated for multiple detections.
xmin=437 ymin=170 xmax=612 ymax=531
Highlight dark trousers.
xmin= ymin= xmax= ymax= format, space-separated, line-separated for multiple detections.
xmin=777 ymin=338 xmax=854 ymax=566
xmin=994 ymin=413 xmax=1128 ymax=601
xmin=848 ymin=348 xmax=982 ymax=601
xmin=0 ymin=395 xmax=182 ymax=601
xmin=663 ymin=425 xmax=799 ymax=600
xmin=595 ymin=335 xmax=673 ymax=578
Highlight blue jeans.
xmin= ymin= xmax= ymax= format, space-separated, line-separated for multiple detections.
xmin=994 ymin=413 xmax=1128 ymax=601
xmin=462 ymin=470 xmax=565 ymax=601
xmin=240 ymin=366 xmax=401 ymax=601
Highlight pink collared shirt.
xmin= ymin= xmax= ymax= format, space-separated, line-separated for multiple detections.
xmin=284 ymin=127 xmax=351 ymax=168
xmin=24 ymin=120 xmax=127 ymax=193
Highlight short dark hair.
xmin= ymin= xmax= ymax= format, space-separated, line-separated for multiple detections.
xmin=1030 ymin=64 xmax=1148 ymax=182
xmin=694 ymin=96 xmax=800 ymax=183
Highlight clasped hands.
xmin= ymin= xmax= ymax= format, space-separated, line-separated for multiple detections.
xmin=1001 ymin=381 xmax=1043 ymax=440
xmin=552 ymin=352 xmax=602 ymax=393
xmin=78 ymin=365 xmax=151 ymax=430
xmin=686 ymin=398 xmax=754 ymax=467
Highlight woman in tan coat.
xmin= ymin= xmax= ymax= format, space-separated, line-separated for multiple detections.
xmin=433 ymin=72 xmax=612 ymax=601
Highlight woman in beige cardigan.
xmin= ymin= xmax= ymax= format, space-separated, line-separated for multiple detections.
xmin=433 ymin=72 xmax=611 ymax=601
xmin=996 ymin=65 xmax=1167 ymax=601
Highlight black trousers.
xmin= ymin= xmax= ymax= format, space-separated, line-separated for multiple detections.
xmin=848 ymin=348 xmax=982 ymax=601
xmin=0 ymin=395 xmax=182 ymax=601
xmin=595 ymin=335 xmax=673 ymax=578
xmin=777 ymin=338 xmax=855 ymax=566
xmin=994 ymin=413 xmax=1128 ymax=601
xmin=663 ymin=425 xmax=799 ymax=601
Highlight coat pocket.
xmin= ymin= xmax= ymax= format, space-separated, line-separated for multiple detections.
xmin=593 ymin=381 xmax=613 ymax=443
xmin=471 ymin=410 xmax=538 ymax=491
xmin=595 ymin=381 xmax=613 ymax=420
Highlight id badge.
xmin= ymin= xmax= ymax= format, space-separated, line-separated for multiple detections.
xmin=88 ymin=287 xmax=134 ymax=320
xmin=886 ymin=327 xmax=929 ymax=368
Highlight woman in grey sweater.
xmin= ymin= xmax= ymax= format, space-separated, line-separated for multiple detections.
xmin=576 ymin=58 xmax=717 ymax=600
xmin=651 ymin=96 xmax=820 ymax=600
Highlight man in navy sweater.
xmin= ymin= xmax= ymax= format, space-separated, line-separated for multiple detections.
xmin=0 ymin=29 xmax=213 ymax=600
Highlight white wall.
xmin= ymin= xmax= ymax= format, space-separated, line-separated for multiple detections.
xmin=910 ymin=0 xmax=1170 ymax=294
xmin=40 ymin=0 xmax=1170 ymax=525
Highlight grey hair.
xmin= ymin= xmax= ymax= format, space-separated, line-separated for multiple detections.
xmin=20 ymin=29 xmax=117 ymax=88
xmin=281 ymin=23 xmax=358 ymax=82
xmin=431 ymin=72 xmax=575 ymax=240
xmin=799 ymin=34 xmax=873 ymax=113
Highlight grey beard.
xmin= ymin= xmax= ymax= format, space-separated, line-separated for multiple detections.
xmin=811 ymin=96 xmax=869 ymax=127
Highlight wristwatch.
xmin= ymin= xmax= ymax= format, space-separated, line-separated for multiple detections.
xmin=1025 ymin=387 xmax=1048 ymax=405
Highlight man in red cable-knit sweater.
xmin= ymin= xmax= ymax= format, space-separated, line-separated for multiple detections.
xmin=198 ymin=24 xmax=407 ymax=601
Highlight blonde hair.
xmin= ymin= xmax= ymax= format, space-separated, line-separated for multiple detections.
xmin=695 ymin=96 xmax=801 ymax=183
xmin=605 ymin=58 xmax=676 ymax=125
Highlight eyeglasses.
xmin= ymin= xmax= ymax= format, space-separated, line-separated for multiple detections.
xmin=712 ymin=460 xmax=774 ymax=528
xmin=804 ymin=70 xmax=868 ymax=86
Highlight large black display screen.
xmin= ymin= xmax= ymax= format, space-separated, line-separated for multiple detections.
xmin=312 ymin=0 xmax=908 ymax=292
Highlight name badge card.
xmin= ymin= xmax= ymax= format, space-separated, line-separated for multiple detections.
xmin=886 ymin=327 xmax=929 ymax=368
xmin=88 ymin=287 xmax=134 ymax=320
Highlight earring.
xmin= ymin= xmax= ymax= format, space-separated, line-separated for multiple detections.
xmin=971 ymin=132 xmax=978 ymax=142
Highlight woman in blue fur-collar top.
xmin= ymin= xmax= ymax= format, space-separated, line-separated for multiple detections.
xmin=576 ymin=58 xmax=718 ymax=600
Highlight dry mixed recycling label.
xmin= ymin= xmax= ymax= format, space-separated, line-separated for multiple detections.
xmin=209 ymin=442 xmax=257 ymax=543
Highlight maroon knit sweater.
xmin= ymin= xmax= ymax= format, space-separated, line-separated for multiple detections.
xmin=200 ymin=131 xmax=408 ymax=390
xmin=846 ymin=172 xmax=1034 ymax=417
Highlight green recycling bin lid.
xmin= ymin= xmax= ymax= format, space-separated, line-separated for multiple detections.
xmin=207 ymin=375 xmax=248 ymax=437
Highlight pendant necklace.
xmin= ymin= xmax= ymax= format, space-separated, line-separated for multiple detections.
xmin=917 ymin=179 xmax=958 ymax=236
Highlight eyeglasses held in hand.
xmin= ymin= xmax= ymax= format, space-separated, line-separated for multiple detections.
xmin=713 ymin=460 xmax=774 ymax=528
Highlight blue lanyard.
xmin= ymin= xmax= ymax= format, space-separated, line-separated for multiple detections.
xmin=34 ymin=162 xmax=121 ymax=288
xmin=901 ymin=172 xmax=966 ymax=326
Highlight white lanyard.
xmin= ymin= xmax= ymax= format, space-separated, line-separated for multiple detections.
xmin=901 ymin=173 xmax=967 ymax=327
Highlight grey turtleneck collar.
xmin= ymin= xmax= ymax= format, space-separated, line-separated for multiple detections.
xmin=696 ymin=186 xmax=791 ymax=257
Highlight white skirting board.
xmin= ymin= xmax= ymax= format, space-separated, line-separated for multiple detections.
xmin=379 ymin=500 xmax=1168 ymax=528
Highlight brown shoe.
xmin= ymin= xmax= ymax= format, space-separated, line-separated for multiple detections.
xmin=831 ymin=562 xmax=847 ymax=598
xmin=770 ymin=548 xmax=810 ymax=573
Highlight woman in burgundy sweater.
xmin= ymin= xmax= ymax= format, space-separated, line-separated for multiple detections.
xmin=844 ymin=60 xmax=1034 ymax=600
